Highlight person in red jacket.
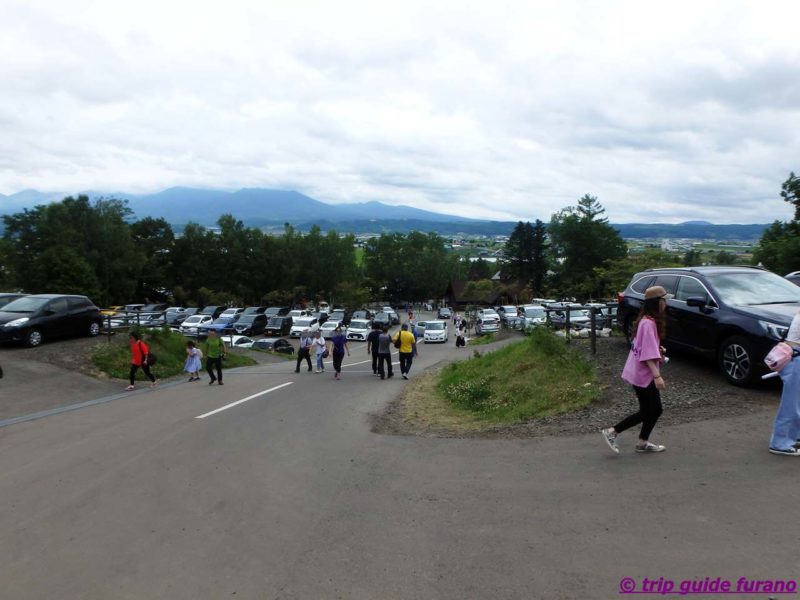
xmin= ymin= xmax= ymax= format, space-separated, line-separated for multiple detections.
xmin=127 ymin=331 xmax=158 ymax=390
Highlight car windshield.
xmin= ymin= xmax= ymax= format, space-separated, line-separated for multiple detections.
xmin=502 ymin=306 xmax=517 ymax=314
xmin=294 ymin=318 xmax=315 ymax=327
xmin=238 ymin=316 xmax=256 ymax=324
xmin=184 ymin=316 xmax=202 ymax=324
xmin=524 ymin=307 xmax=545 ymax=318
xmin=2 ymin=297 xmax=48 ymax=313
xmin=706 ymin=271 xmax=800 ymax=306
xmin=427 ymin=322 xmax=445 ymax=330
xmin=350 ymin=320 xmax=369 ymax=328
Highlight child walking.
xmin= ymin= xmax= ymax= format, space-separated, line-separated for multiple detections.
xmin=185 ymin=340 xmax=202 ymax=382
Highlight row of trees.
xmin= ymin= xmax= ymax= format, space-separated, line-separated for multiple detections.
xmin=3 ymin=177 xmax=795 ymax=308
xmin=0 ymin=195 xmax=467 ymax=307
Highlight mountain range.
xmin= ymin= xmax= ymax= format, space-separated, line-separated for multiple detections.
xmin=0 ymin=187 xmax=770 ymax=240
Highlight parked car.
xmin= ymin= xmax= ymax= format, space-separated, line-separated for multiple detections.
xmin=252 ymin=337 xmax=295 ymax=355
xmin=233 ymin=313 xmax=268 ymax=336
xmin=382 ymin=307 xmax=400 ymax=324
xmin=346 ymin=319 xmax=371 ymax=341
xmin=328 ymin=309 xmax=351 ymax=326
xmin=288 ymin=309 xmax=311 ymax=319
xmin=373 ymin=312 xmax=392 ymax=328
xmin=320 ymin=320 xmax=341 ymax=336
xmin=0 ymin=294 xmax=102 ymax=347
xmin=222 ymin=335 xmax=256 ymax=349
xmin=548 ymin=304 xmax=591 ymax=329
xmin=199 ymin=305 xmax=227 ymax=319
xmin=290 ymin=317 xmax=319 ymax=337
xmin=423 ymin=320 xmax=449 ymax=343
xmin=264 ymin=306 xmax=291 ymax=318
xmin=198 ymin=314 xmax=241 ymax=338
xmin=437 ymin=307 xmax=453 ymax=320
xmin=242 ymin=306 xmax=267 ymax=315
xmin=179 ymin=314 xmax=214 ymax=336
xmin=351 ymin=309 xmax=373 ymax=322
xmin=617 ymin=266 xmax=800 ymax=386
xmin=99 ymin=304 xmax=124 ymax=317
xmin=474 ymin=314 xmax=500 ymax=335
xmin=219 ymin=307 xmax=244 ymax=320
xmin=413 ymin=321 xmax=428 ymax=337
xmin=167 ymin=307 xmax=198 ymax=327
xmin=264 ymin=316 xmax=292 ymax=337
xmin=497 ymin=305 xmax=520 ymax=327
xmin=786 ymin=271 xmax=800 ymax=287
xmin=518 ymin=305 xmax=547 ymax=329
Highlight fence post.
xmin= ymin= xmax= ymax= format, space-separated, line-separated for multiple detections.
xmin=565 ymin=308 xmax=571 ymax=344
xmin=590 ymin=307 xmax=597 ymax=354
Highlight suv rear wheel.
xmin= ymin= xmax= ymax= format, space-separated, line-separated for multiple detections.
xmin=718 ymin=335 xmax=756 ymax=387
xmin=88 ymin=321 xmax=101 ymax=337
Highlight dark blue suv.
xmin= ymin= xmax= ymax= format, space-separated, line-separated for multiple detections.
xmin=617 ymin=266 xmax=800 ymax=386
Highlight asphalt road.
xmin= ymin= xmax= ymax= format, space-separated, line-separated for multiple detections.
xmin=1 ymin=331 xmax=797 ymax=599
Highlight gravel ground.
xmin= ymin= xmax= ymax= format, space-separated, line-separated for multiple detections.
xmin=374 ymin=331 xmax=783 ymax=438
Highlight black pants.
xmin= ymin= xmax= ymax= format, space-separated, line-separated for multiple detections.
xmin=378 ymin=353 xmax=393 ymax=378
xmin=614 ymin=381 xmax=663 ymax=441
xmin=370 ymin=349 xmax=379 ymax=374
xmin=296 ymin=347 xmax=312 ymax=372
xmin=332 ymin=349 xmax=345 ymax=373
xmin=399 ymin=352 xmax=413 ymax=375
xmin=129 ymin=363 xmax=155 ymax=385
xmin=206 ymin=356 xmax=223 ymax=383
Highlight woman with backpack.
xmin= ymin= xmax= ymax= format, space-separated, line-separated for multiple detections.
xmin=127 ymin=331 xmax=158 ymax=390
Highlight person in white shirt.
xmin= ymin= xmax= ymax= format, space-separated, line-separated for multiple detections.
xmin=312 ymin=330 xmax=328 ymax=373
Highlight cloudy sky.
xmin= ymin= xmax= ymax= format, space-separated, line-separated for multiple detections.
xmin=2 ymin=0 xmax=799 ymax=223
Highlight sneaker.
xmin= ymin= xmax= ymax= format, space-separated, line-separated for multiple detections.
xmin=402 ymin=374 xmax=408 ymax=380
xmin=125 ymin=385 xmax=135 ymax=391
xmin=218 ymin=381 xmax=224 ymax=385
xmin=769 ymin=447 xmax=800 ymax=456
xmin=209 ymin=379 xmax=216 ymax=385
xmin=600 ymin=428 xmax=619 ymax=454
xmin=294 ymin=369 xmax=300 ymax=373
xmin=636 ymin=442 xmax=666 ymax=453
xmin=150 ymin=380 xmax=159 ymax=388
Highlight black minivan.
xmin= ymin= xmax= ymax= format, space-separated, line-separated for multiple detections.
xmin=617 ymin=266 xmax=800 ymax=386
xmin=0 ymin=294 xmax=103 ymax=347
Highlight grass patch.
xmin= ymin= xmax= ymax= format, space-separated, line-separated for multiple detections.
xmin=92 ymin=327 xmax=257 ymax=380
xmin=468 ymin=333 xmax=495 ymax=345
xmin=435 ymin=327 xmax=598 ymax=423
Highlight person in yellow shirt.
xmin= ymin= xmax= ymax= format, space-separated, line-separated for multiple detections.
xmin=393 ymin=323 xmax=418 ymax=380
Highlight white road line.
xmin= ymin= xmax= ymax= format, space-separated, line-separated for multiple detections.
xmin=195 ymin=382 xmax=294 ymax=419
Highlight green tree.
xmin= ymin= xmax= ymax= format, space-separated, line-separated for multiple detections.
xmin=548 ymin=195 xmax=627 ymax=298
xmin=683 ymin=249 xmax=703 ymax=266
xmin=780 ymin=171 xmax=800 ymax=222
xmin=754 ymin=172 xmax=800 ymax=274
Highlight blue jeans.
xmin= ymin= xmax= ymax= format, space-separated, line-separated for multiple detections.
xmin=770 ymin=358 xmax=800 ymax=450
xmin=316 ymin=352 xmax=325 ymax=371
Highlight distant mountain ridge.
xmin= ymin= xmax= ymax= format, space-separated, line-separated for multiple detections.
xmin=0 ymin=187 xmax=770 ymax=240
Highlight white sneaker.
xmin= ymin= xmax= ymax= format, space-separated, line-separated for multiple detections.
xmin=600 ymin=428 xmax=619 ymax=454
xmin=769 ymin=447 xmax=800 ymax=456
xmin=636 ymin=441 xmax=666 ymax=453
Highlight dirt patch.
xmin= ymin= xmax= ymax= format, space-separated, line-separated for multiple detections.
xmin=371 ymin=333 xmax=782 ymax=438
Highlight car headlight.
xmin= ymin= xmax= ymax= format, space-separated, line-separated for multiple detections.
xmin=761 ymin=320 xmax=789 ymax=341
xmin=5 ymin=317 xmax=29 ymax=327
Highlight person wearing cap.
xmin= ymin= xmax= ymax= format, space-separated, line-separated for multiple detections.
xmin=768 ymin=310 xmax=800 ymax=456
xmin=601 ymin=285 xmax=670 ymax=454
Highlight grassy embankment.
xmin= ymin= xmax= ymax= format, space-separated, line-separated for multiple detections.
xmin=403 ymin=328 xmax=598 ymax=431
xmin=92 ymin=327 xmax=257 ymax=380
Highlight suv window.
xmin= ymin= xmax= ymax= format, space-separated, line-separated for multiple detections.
xmin=652 ymin=275 xmax=678 ymax=295
xmin=630 ymin=276 xmax=655 ymax=293
xmin=68 ymin=297 xmax=92 ymax=310
xmin=675 ymin=276 xmax=711 ymax=303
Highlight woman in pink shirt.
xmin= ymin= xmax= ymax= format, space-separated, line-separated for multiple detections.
xmin=601 ymin=286 xmax=669 ymax=454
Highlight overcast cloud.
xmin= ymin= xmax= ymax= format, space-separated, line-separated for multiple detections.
xmin=1 ymin=0 xmax=799 ymax=223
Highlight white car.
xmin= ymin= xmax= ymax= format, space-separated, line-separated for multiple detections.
xmin=320 ymin=320 xmax=341 ymax=336
xmin=475 ymin=314 xmax=500 ymax=335
xmin=519 ymin=305 xmax=546 ymax=329
xmin=222 ymin=334 xmax=255 ymax=349
xmin=290 ymin=316 xmax=319 ymax=337
xmin=288 ymin=309 xmax=311 ymax=319
xmin=219 ymin=307 xmax=244 ymax=319
xmin=346 ymin=319 xmax=371 ymax=341
xmin=179 ymin=314 xmax=213 ymax=336
xmin=423 ymin=320 xmax=449 ymax=343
